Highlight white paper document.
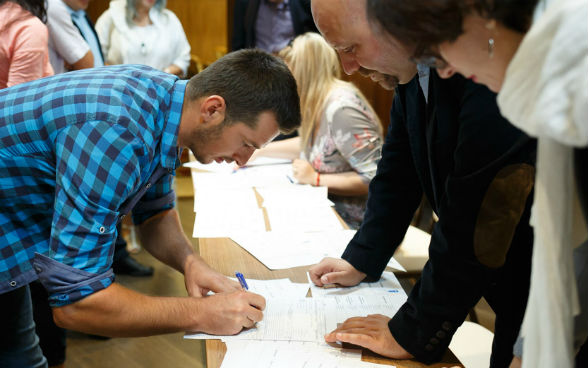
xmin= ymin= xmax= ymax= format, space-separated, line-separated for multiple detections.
xmin=190 ymin=165 xmax=294 ymax=192
xmin=193 ymin=186 xmax=259 ymax=212
xmin=193 ymin=206 xmax=266 ymax=238
xmin=309 ymin=271 xmax=406 ymax=298
xmin=229 ymin=278 xmax=309 ymax=299
xmin=257 ymin=185 xmax=334 ymax=208
xmin=266 ymin=206 xmax=343 ymax=232
xmin=231 ymin=230 xmax=357 ymax=269
xmin=183 ymin=160 xmax=235 ymax=174
xmin=184 ymin=294 xmax=404 ymax=342
xmin=221 ymin=340 xmax=388 ymax=368
xmin=245 ymin=157 xmax=292 ymax=167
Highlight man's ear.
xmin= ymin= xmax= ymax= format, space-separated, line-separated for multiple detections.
xmin=200 ymin=95 xmax=226 ymax=126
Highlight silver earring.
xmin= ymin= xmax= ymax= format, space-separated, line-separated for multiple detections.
xmin=488 ymin=38 xmax=495 ymax=58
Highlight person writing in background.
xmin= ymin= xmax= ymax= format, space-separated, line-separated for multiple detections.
xmin=96 ymin=0 xmax=190 ymax=77
xmin=252 ymin=32 xmax=383 ymax=228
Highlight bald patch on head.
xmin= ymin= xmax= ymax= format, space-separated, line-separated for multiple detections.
xmin=311 ymin=0 xmax=366 ymax=45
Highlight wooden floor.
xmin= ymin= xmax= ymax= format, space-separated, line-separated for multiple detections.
xmin=64 ymin=191 xmax=206 ymax=368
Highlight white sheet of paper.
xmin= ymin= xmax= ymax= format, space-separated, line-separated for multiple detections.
xmin=266 ymin=206 xmax=343 ymax=232
xmin=221 ymin=340 xmax=387 ymax=368
xmin=245 ymin=157 xmax=292 ymax=166
xmin=257 ymin=185 xmax=334 ymax=208
xmin=190 ymin=166 xmax=294 ymax=192
xmin=183 ymin=160 xmax=235 ymax=174
xmin=184 ymin=294 xmax=403 ymax=342
xmin=193 ymin=186 xmax=259 ymax=212
xmin=308 ymin=271 xmax=406 ymax=298
xmin=228 ymin=278 xmax=309 ymax=299
xmin=386 ymin=256 xmax=407 ymax=272
xmin=231 ymin=230 xmax=357 ymax=270
xmin=193 ymin=206 xmax=266 ymax=238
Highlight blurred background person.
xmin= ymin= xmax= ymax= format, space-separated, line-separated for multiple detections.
xmin=47 ymin=0 xmax=100 ymax=72
xmin=231 ymin=0 xmax=316 ymax=54
xmin=1 ymin=2 xmax=54 ymax=367
xmin=366 ymin=0 xmax=587 ymax=367
xmin=254 ymin=33 xmax=383 ymax=229
xmin=96 ymin=0 xmax=190 ymax=77
xmin=232 ymin=0 xmax=316 ymax=140
xmin=0 ymin=0 xmax=53 ymax=88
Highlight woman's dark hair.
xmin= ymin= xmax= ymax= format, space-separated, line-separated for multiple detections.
xmin=366 ymin=0 xmax=539 ymax=58
xmin=0 ymin=0 xmax=47 ymax=22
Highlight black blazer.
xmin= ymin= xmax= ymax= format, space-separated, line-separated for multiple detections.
xmin=231 ymin=0 xmax=317 ymax=51
xmin=343 ymin=72 xmax=536 ymax=366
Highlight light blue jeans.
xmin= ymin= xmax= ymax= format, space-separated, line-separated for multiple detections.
xmin=0 ymin=285 xmax=48 ymax=368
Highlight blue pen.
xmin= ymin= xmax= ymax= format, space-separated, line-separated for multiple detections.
xmin=235 ymin=272 xmax=249 ymax=290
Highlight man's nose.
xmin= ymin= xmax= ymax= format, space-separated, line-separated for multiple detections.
xmin=436 ymin=65 xmax=456 ymax=79
xmin=233 ymin=146 xmax=255 ymax=167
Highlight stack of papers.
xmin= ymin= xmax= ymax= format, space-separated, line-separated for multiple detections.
xmin=221 ymin=340 xmax=386 ymax=368
xmin=185 ymin=276 xmax=406 ymax=367
xmin=188 ymin=158 xmax=343 ymax=238
xmin=185 ymin=275 xmax=407 ymax=342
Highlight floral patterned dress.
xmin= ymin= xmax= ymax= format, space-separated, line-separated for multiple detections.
xmin=301 ymin=86 xmax=383 ymax=228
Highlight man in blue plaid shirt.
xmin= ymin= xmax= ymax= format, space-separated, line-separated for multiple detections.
xmin=0 ymin=49 xmax=300 ymax=367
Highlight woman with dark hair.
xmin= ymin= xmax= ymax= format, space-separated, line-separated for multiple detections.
xmin=365 ymin=0 xmax=538 ymax=92
xmin=0 ymin=0 xmax=53 ymax=88
xmin=366 ymin=1 xmax=588 ymax=368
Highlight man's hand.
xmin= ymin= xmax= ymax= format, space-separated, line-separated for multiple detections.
xmin=292 ymin=159 xmax=317 ymax=185
xmin=192 ymin=290 xmax=266 ymax=335
xmin=325 ymin=314 xmax=413 ymax=359
xmin=309 ymin=257 xmax=366 ymax=286
xmin=183 ymin=254 xmax=241 ymax=297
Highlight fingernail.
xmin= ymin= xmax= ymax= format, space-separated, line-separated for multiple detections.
xmin=321 ymin=276 xmax=328 ymax=283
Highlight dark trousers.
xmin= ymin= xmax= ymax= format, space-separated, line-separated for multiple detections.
xmin=0 ymin=285 xmax=47 ymax=368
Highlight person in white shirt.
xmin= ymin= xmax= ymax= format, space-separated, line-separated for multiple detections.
xmin=47 ymin=0 xmax=96 ymax=73
xmin=96 ymin=0 xmax=190 ymax=77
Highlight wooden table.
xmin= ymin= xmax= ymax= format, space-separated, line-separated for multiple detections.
xmin=198 ymin=237 xmax=463 ymax=368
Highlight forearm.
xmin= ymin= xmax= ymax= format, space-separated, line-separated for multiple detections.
xmin=164 ymin=64 xmax=183 ymax=77
xmin=52 ymin=283 xmax=199 ymax=337
xmin=69 ymin=50 xmax=94 ymax=70
xmin=318 ymin=171 xmax=369 ymax=196
xmin=255 ymin=137 xmax=300 ymax=160
xmin=137 ymin=209 xmax=196 ymax=273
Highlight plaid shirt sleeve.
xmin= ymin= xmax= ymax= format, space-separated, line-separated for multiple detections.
xmin=42 ymin=120 xmax=144 ymax=306
xmin=132 ymin=171 xmax=176 ymax=225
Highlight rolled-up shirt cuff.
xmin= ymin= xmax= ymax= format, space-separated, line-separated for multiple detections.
xmin=33 ymin=253 xmax=114 ymax=307
xmin=132 ymin=190 xmax=176 ymax=225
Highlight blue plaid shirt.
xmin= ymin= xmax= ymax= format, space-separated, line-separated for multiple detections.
xmin=0 ymin=65 xmax=186 ymax=306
